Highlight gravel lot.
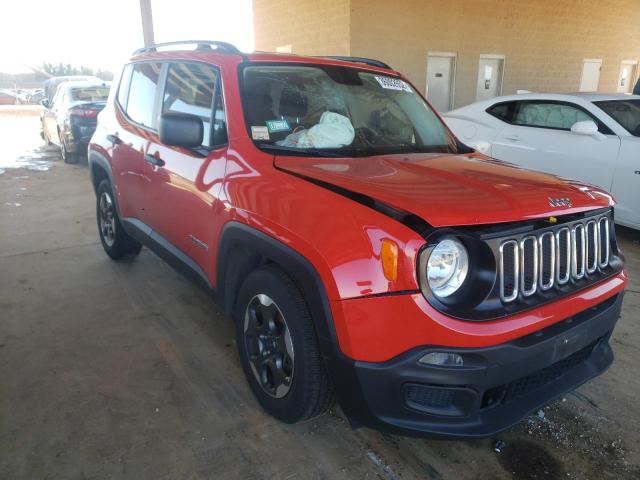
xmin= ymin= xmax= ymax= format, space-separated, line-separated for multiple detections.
xmin=1 ymin=108 xmax=639 ymax=479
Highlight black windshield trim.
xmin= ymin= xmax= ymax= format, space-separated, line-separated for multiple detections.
xmin=256 ymin=141 xmax=463 ymax=158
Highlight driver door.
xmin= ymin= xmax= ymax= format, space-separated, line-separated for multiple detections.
xmin=491 ymin=100 xmax=620 ymax=190
xmin=144 ymin=61 xmax=229 ymax=271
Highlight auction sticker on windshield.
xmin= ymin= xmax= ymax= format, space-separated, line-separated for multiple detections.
xmin=374 ymin=76 xmax=412 ymax=93
xmin=251 ymin=126 xmax=270 ymax=140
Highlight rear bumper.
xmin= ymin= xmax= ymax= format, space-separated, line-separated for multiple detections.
xmin=327 ymin=292 xmax=623 ymax=439
xmin=65 ymin=122 xmax=97 ymax=151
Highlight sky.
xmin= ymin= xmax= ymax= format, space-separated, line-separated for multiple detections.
xmin=0 ymin=0 xmax=255 ymax=74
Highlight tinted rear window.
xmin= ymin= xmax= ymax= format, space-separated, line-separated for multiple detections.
xmin=70 ymin=87 xmax=109 ymax=102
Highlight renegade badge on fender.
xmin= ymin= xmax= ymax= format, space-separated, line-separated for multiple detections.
xmin=88 ymin=41 xmax=627 ymax=438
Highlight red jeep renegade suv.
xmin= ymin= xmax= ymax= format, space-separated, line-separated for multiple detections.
xmin=88 ymin=41 xmax=627 ymax=438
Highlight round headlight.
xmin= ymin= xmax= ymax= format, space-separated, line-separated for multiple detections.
xmin=426 ymin=239 xmax=469 ymax=298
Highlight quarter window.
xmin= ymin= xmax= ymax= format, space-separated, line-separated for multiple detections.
xmin=163 ymin=62 xmax=226 ymax=148
xmin=486 ymin=101 xmax=515 ymax=122
xmin=117 ymin=64 xmax=133 ymax=108
xmin=52 ymin=87 xmax=65 ymax=107
xmin=126 ymin=63 xmax=162 ymax=129
xmin=212 ymin=86 xmax=227 ymax=146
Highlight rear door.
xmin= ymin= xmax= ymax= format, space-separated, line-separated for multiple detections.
xmin=490 ymin=100 xmax=620 ymax=189
xmin=144 ymin=61 xmax=228 ymax=271
xmin=110 ymin=62 xmax=163 ymax=221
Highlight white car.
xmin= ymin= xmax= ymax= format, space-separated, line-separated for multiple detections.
xmin=443 ymin=93 xmax=640 ymax=230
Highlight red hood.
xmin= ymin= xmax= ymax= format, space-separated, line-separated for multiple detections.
xmin=275 ymin=153 xmax=614 ymax=227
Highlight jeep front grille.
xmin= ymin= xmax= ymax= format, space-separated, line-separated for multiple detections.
xmin=499 ymin=215 xmax=611 ymax=302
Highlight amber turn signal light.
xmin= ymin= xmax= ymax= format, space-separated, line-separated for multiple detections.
xmin=381 ymin=239 xmax=399 ymax=281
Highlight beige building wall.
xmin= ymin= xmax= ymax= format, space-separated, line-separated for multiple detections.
xmin=253 ymin=0 xmax=351 ymax=56
xmin=253 ymin=0 xmax=640 ymax=108
xmin=350 ymin=0 xmax=640 ymax=108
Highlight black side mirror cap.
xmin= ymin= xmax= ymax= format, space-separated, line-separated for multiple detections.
xmin=159 ymin=113 xmax=203 ymax=148
xmin=41 ymin=99 xmax=50 ymax=109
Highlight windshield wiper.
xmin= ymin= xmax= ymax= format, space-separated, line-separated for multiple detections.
xmin=255 ymin=142 xmax=346 ymax=158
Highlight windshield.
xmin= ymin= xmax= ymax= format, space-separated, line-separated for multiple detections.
xmin=70 ymin=87 xmax=110 ymax=102
xmin=593 ymin=99 xmax=640 ymax=137
xmin=241 ymin=64 xmax=460 ymax=156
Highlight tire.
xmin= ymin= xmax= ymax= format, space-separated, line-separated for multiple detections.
xmin=235 ymin=266 xmax=334 ymax=423
xmin=42 ymin=128 xmax=52 ymax=146
xmin=61 ymin=138 xmax=78 ymax=164
xmin=96 ymin=179 xmax=142 ymax=260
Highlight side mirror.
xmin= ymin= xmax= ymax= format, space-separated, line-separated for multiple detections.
xmin=41 ymin=99 xmax=50 ymax=109
xmin=159 ymin=113 xmax=203 ymax=148
xmin=570 ymin=120 xmax=598 ymax=136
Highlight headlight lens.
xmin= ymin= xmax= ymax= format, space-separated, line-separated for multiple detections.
xmin=426 ymin=238 xmax=469 ymax=298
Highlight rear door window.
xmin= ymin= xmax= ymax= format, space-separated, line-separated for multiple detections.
xmin=162 ymin=62 xmax=225 ymax=148
xmin=126 ymin=63 xmax=162 ymax=129
xmin=512 ymin=101 xmax=592 ymax=130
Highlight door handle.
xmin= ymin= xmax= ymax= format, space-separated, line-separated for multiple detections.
xmin=144 ymin=153 xmax=165 ymax=167
xmin=504 ymin=134 xmax=521 ymax=142
xmin=106 ymin=133 xmax=122 ymax=145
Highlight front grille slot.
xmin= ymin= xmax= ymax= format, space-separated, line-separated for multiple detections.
xmin=499 ymin=240 xmax=519 ymax=302
xmin=571 ymin=224 xmax=586 ymax=280
xmin=585 ymin=220 xmax=598 ymax=274
xmin=538 ymin=232 xmax=555 ymax=290
xmin=498 ymin=214 xmax=611 ymax=303
xmin=520 ymin=236 xmax=538 ymax=297
xmin=598 ymin=217 xmax=610 ymax=267
xmin=555 ymin=228 xmax=571 ymax=285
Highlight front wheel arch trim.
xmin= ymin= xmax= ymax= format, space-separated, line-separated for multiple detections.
xmin=216 ymin=221 xmax=338 ymax=345
xmin=216 ymin=222 xmax=379 ymax=428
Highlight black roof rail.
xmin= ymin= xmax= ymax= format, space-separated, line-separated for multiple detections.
xmin=321 ymin=56 xmax=392 ymax=70
xmin=133 ymin=40 xmax=241 ymax=56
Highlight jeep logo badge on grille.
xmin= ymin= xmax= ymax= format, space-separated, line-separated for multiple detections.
xmin=548 ymin=197 xmax=572 ymax=208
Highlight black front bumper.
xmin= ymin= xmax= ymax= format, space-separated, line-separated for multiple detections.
xmin=325 ymin=293 xmax=623 ymax=439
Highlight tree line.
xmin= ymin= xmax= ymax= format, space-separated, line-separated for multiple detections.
xmin=41 ymin=62 xmax=114 ymax=80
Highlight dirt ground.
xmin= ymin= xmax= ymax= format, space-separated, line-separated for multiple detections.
xmin=1 ymin=109 xmax=639 ymax=479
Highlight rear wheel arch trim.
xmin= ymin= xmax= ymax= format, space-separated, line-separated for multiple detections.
xmin=216 ymin=221 xmax=338 ymax=345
